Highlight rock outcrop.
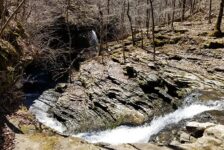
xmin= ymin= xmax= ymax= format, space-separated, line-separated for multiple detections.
xmin=176 ymin=123 xmax=224 ymax=150
xmin=30 ymin=42 xmax=224 ymax=134
xmin=29 ymin=17 xmax=224 ymax=149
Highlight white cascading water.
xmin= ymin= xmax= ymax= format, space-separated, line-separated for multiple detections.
xmin=30 ymin=93 xmax=224 ymax=145
xmin=89 ymin=30 xmax=99 ymax=47
xmin=75 ymin=102 xmax=224 ymax=144
xmin=30 ymin=100 xmax=67 ymax=133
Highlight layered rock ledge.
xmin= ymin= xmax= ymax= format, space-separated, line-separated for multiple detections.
xmin=30 ymin=39 xmax=224 ymax=133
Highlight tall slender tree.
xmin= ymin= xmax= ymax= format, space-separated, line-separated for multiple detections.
xmin=181 ymin=0 xmax=186 ymax=22
xmin=121 ymin=0 xmax=126 ymax=63
xmin=149 ymin=0 xmax=155 ymax=61
xmin=127 ymin=0 xmax=135 ymax=46
xmin=171 ymin=0 xmax=176 ymax=30
xmin=208 ymin=0 xmax=212 ymax=24
xmin=146 ymin=0 xmax=150 ymax=38
xmin=213 ymin=0 xmax=224 ymax=36
xmin=66 ymin=0 xmax=72 ymax=83
xmin=105 ymin=0 xmax=110 ymax=50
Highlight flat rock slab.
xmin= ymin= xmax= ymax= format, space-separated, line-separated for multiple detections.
xmin=14 ymin=134 xmax=103 ymax=150
xmin=14 ymin=133 xmax=172 ymax=150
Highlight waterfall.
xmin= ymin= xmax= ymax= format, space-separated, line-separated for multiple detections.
xmin=30 ymin=99 xmax=67 ymax=133
xmin=89 ymin=30 xmax=99 ymax=47
xmin=75 ymin=100 xmax=224 ymax=145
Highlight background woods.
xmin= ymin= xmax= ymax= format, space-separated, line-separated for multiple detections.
xmin=0 ymin=0 xmax=224 ymax=150
xmin=0 ymin=0 xmax=222 ymax=101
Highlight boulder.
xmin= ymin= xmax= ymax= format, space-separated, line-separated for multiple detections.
xmin=186 ymin=122 xmax=215 ymax=138
xmin=179 ymin=131 xmax=196 ymax=143
xmin=204 ymin=125 xmax=224 ymax=140
xmin=173 ymin=124 xmax=224 ymax=150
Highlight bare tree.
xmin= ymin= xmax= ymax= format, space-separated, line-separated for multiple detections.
xmin=98 ymin=4 xmax=103 ymax=54
xmin=105 ymin=0 xmax=110 ymax=50
xmin=65 ymin=0 xmax=72 ymax=82
xmin=149 ymin=0 xmax=156 ymax=61
xmin=146 ymin=0 xmax=150 ymax=38
xmin=171 ymin=0 xmax=176 ymax=30
xmin=107 ymin=0 xmax=111 ymax=14
xmin=208 ymin=0 xmax=212 ymax=24
xmin=121 ymin=0 xmax=126 ymax=63
xmin=181 ymin=0 xmax=186 ymax=22
xmin=213 ymin=0 xmax=224 ymax=36
xmin=127 ymin=0 xmax=135 ymax=46
xmin=190 ymin=0 xmax=195 ymax=14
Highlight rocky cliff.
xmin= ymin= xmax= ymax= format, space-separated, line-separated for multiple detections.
xmin=31 ymin=19 xmax=224 ymax=134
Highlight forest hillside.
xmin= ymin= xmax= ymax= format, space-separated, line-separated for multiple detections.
xmin=0 ymin=0 xmax=224 ymax=150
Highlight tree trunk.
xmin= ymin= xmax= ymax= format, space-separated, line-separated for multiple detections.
xmin=104 ymin=0 xmax=110 ymax=50
xmin=97 ymin=4 xmax=105 ymax=64
xmin=127 ymin=0 xmax=135 ymax=46
xmin=181 ymin=0 xmax=186 ymax=22
xmin=107 ymin=0 xmax=110 ymax=14
xmin=65 ymin=0 xmax=72 ymax=83
xmin=214 ymin=0 xmax=224 ymax=36
xmin=98 ymin=5 xmax=104 ymax=56
xmin=171 ymin=0 xmax=176 ymax=30
xmin=209 ymin=0 xmax=212 ymax=24
xmin=190 ymin=0 xmax=194 ymax=14
xmin=146 ymin=0 xmax=150 ymax=38
xmin=149 ymin=0 xmax=156 ymax=61
xmin=121 ymin=1 xmax=126 ymax=63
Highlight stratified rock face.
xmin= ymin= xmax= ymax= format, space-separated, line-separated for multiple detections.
xmin=43 ymin=60 xmax=156 ymax=133
xmin=30 ymin=45 xmax=224 ymax=134
xmin=30 ymin=56 xmax=181 ymax=133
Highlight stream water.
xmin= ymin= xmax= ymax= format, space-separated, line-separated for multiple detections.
xmin=76 ymin=101 xmax=224 ymax=144
xmin=30 ymin=92 xmax=224 ymax=145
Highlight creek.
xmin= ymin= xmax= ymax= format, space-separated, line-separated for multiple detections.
xmin=29 ymin=92 xmax=224 ymax=144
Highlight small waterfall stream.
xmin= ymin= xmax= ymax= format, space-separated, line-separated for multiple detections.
xmin=89 ymin=30 xmax=99 ymax=46
xmin=76 ymin=101 xmax=224 ymax=144
xmin=30 ymin=92 xmax=224 ymax=145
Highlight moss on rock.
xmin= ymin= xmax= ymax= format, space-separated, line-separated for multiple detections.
xmin=151 ymin=35 xmax=181 ymax=47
